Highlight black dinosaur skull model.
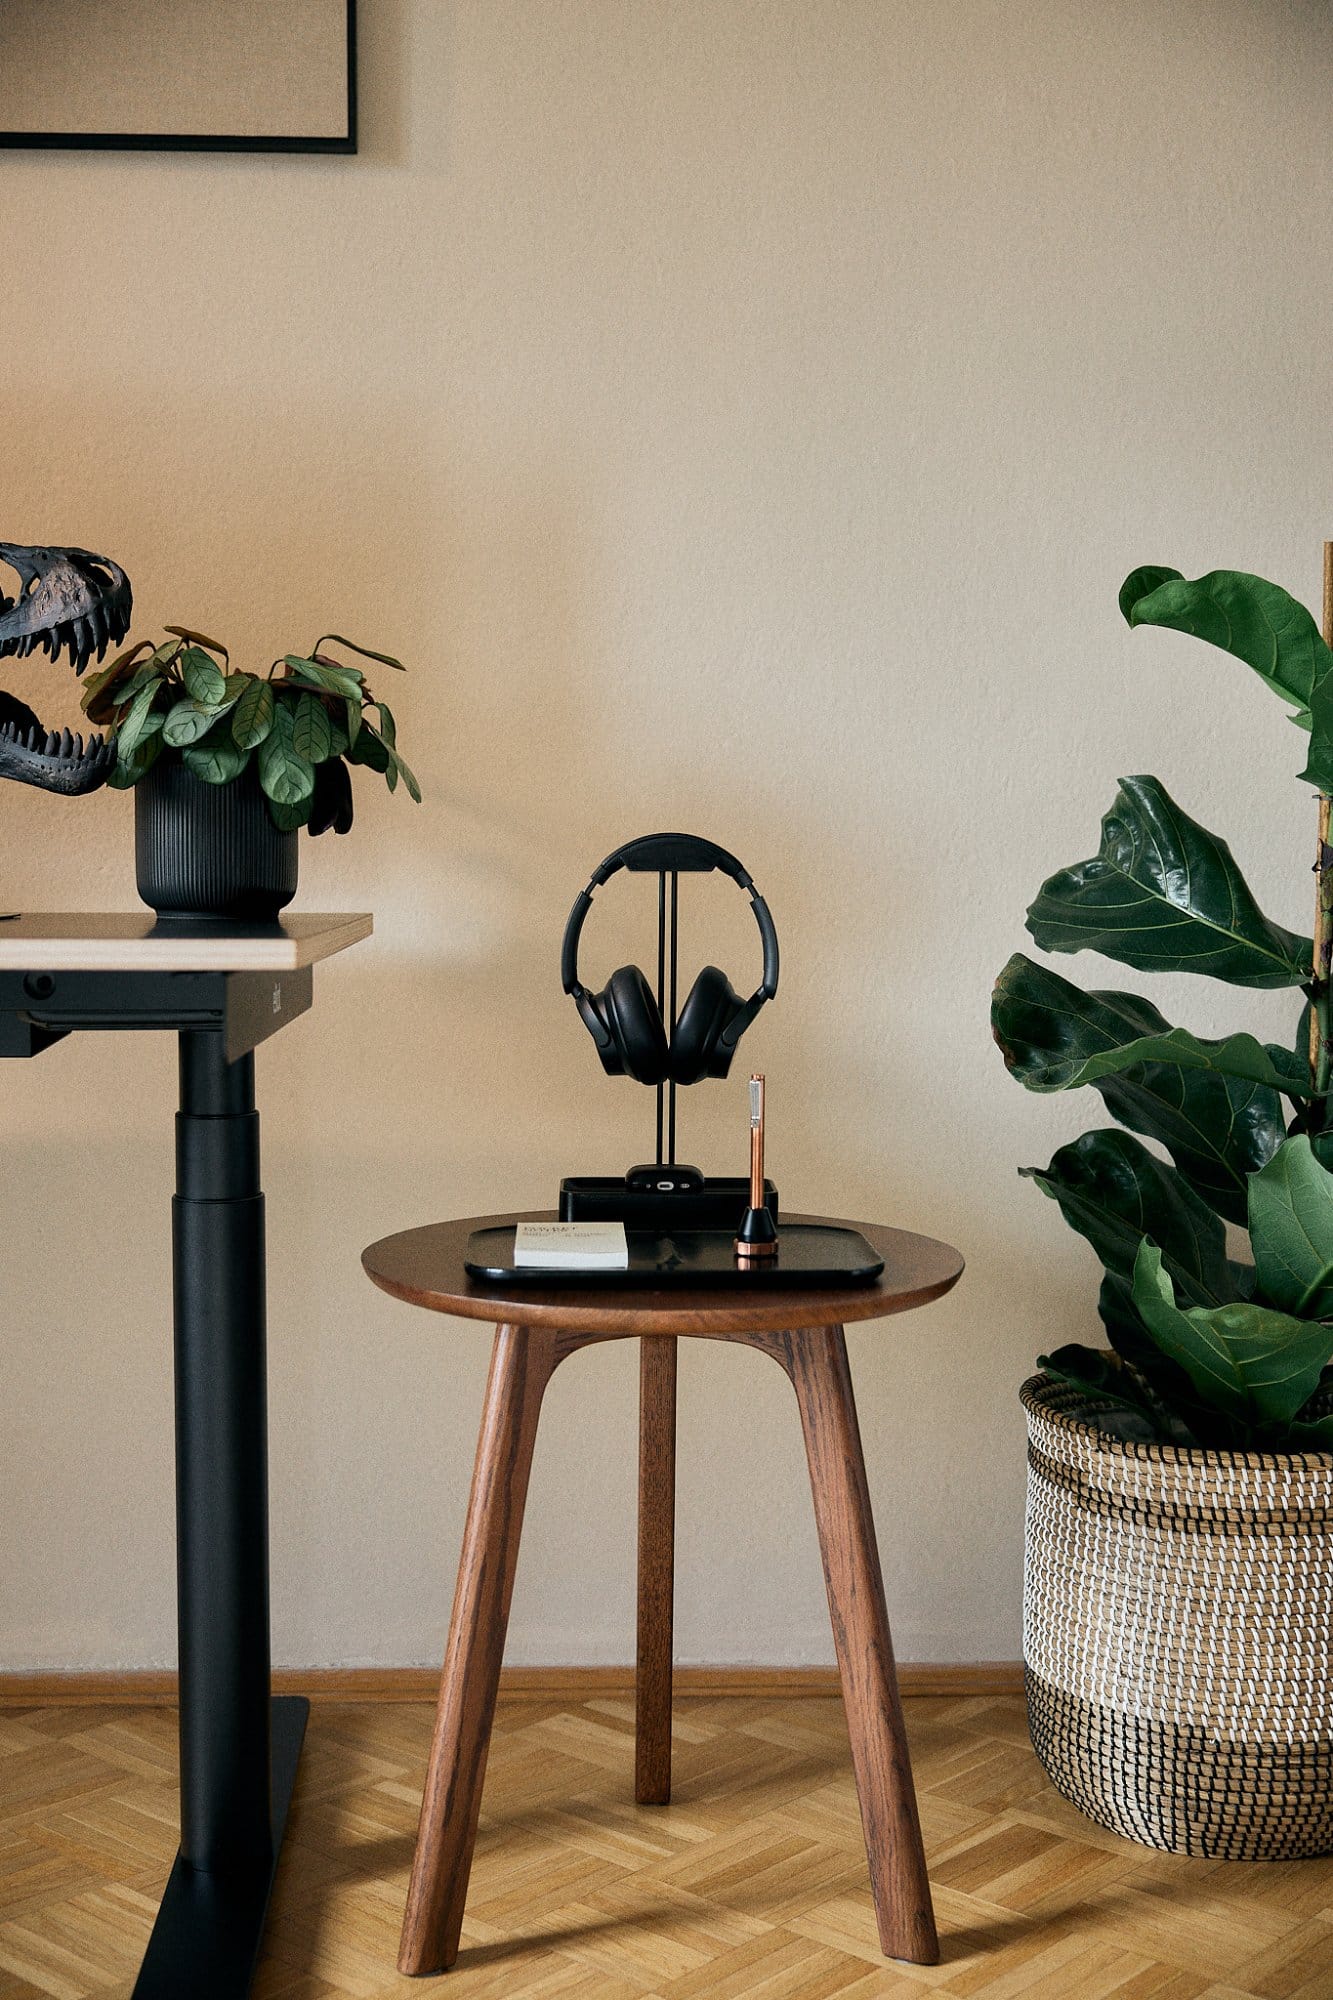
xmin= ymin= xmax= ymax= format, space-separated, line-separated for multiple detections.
xmin=0 ymin=543 xmax=131 ymax=794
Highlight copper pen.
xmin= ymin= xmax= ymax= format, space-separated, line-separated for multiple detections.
xmin=734 ymin=1072 xmax=778 ymax=1261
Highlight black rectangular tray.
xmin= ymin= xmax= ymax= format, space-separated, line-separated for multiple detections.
xmin=464 ymin=1223 xmax=884 ymax=1286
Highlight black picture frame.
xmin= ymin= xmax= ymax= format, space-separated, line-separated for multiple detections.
xmin=0 ymin=0 xmax=357 ymax=155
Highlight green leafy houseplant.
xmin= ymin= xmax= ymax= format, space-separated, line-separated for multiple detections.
xmin=992 ymin=563 xmax=1333 ymax=1452
xmin=79 ymin=626 xmax=421 ymax=835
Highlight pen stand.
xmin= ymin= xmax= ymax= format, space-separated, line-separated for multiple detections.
xmin=735 ymin=1199 xmax=779 ymax=1260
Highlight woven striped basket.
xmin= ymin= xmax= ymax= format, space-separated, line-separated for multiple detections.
xmin=1022 ymin=1374 xmax=1333 ymax=1859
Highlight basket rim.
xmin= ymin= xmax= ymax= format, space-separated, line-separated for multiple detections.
xmin=1021 ymin=1371 xmax=1333 ymax=1472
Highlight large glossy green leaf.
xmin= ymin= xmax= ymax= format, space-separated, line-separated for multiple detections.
xmin=1248 ymin=1136 xmax=1333 ymax=1319
xmin=1095 ymin=1060 xmax=1284 ymax=1227
xmin=992 ymin=953 xmax=1314 ymax=1098
xmin=1026 ymin=776 xmax=1309 ymax=987
xmin=1288 ymin=1411 xmax=1333 ymax=1448
xmin=1120 ymin=566 xmax=1333 ymax=790
xmin=1028 ymin=1129 xmax=1239 ymax=1310
xmin=1037 ymin=1344 xmax=1169 ymax=1443
xmin=1132 ymin=1240 xmax=1333 ymax=1428
xmin=1029 ymin=1130 xmax=1236 ymax=1427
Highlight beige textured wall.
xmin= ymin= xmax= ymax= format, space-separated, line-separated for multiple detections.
xmin=3 ymin=1 xmax=1332 ymax=1670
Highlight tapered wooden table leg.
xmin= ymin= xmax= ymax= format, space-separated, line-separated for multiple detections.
xmin=786 ymin=1324 xmax=939 ymax=1966
xmin=366 ymin=1213 xmax=963 ymax=1972
xmin=636 ymin=1334 xmax=677 ymax=1804
xmin=398 ymin=1324 xmax=556 ymax=1977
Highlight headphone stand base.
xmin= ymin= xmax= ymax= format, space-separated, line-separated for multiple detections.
xmin=559 ymin=1174 xmax=779 ymax=1231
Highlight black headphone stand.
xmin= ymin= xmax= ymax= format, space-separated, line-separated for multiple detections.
xmin=560 ymin=863 xmax=778 ymax=1230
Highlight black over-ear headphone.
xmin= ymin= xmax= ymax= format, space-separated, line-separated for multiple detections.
xmin=562 ymin=832 xmax=779 ymax=1085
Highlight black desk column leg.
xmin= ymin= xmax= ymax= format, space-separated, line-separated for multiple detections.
xmin=132 ymin=1029 xmax=306 ymax=1999
xmin=174 ymin=1029 xmax=272 ymax=1866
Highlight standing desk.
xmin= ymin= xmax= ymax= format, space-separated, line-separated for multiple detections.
xmin=0 ymin=912 xmax=371 ymax=1999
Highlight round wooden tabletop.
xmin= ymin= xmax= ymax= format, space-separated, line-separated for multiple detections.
xmin=361 ymin=1211 xmax=964 ymax=1335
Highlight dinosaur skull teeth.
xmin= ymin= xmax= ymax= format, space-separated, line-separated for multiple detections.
xmin=3 ymin=610 xmax=109 ymax=671
xmin=0 ymin=542 xmax=132 ymax=795
xmin=0 ymin=723 xmax=104 ymax=757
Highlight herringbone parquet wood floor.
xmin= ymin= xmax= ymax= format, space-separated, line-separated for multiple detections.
xmin=1 ymin=1694 xmax=1330 ymax=2000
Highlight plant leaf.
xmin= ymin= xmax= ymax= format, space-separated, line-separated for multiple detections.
xmin=1121 ymin=566 xmax=1333 ymax=732
xmin=231 ymin=677 xmax=275 ymax=751
xmin=284 ymin=655 xmax=365 ymax=700
xmin=315 ymin=633 xmax=405 ymax=671
xmin=1132 ymin=1240 xmax=1333 ymax=1428
xmin=308 ymin=756 xmax=354 ymax=836
xmin=107 ymin=728 xmax=163 ymax=788
xmin=80 ymin=641 xmax=155 ymax=723
xmin=1029 ymin=1129 xmax=1245 ymax=1438
xmin=392 ymin=747 xmax=421 ymax=802
xmin=267 ymin=793 xmax=314 ymax=831
xmin=257 ymin=703 xmax=315 ymax=807
xmin=347 ymin=722 xmax=391 ymax=773
xmin=180 ymin=646 xmax=227 ymax=707
xmin=1286 ymin=1412 xmax=1333 ymax=1449
xmin=992 ymin=953 xmax=1314 ymax=1099
xmin=182 ymin=733 xmax=250 ymax=785
xmin=1028 ymin=1129 xmax=1240 ymax=1312
xmin=163 ymin=700 xmax=222 ymax=748
xmin=1026 ymin=775 xmax=1309 ymax=987
xmin=1095 ymin=1062 xmax=1285 ymax=1227
xmin=113 ymin=678 xmax=164 ymax=760
xmin=108 ymin=660 xmax=170 ymax=716
xmin=291 ymin=690 xmax=334 ymax=765
xmin=164 ymin=624 xmax=229 ymax=661
xmin=1036 ymin=1344 xmax=1170 ymax=1443
xmin=1248 ymin=1135 xmax=1333 ymax=1319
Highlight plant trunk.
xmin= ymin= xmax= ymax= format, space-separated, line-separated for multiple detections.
xmin=1308 ymin=545 xmax=1333 ymax=1112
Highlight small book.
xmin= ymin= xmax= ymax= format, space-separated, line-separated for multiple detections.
xmin=512 ymin=1221 xmax=629 ymax=1270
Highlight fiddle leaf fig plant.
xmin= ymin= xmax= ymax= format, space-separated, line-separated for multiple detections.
xmin=992 ymin=564 xmax=1333 ymax=1452
xmin=79 ymin=627 xmax=421 ymax=835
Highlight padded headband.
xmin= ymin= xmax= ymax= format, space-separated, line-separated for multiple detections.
xmin=561 ymin=831 xmax=779 ymax=1008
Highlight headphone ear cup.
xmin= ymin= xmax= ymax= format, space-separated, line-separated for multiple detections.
xmin=670 ymin=964 xmax=744 ymax=1083
xmin=597 ymin=963 xmax=670 ymax=1085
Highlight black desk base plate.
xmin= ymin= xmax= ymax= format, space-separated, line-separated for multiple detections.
xmin=132 ymin=1696 xmax=308 ymax=1999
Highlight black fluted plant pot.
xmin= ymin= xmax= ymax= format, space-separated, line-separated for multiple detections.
xmin=135 ymin=757 xmax=298 ymax=921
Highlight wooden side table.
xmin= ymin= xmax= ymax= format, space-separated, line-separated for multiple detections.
xmin=0 ymin=912 xmax=371 ymax=2000
xmin=362 ymin=1210 xmax=963 ymax=1976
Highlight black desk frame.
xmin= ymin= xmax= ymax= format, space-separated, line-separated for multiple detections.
xmin=3 ymin=963 xmax=316 ymax=1999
